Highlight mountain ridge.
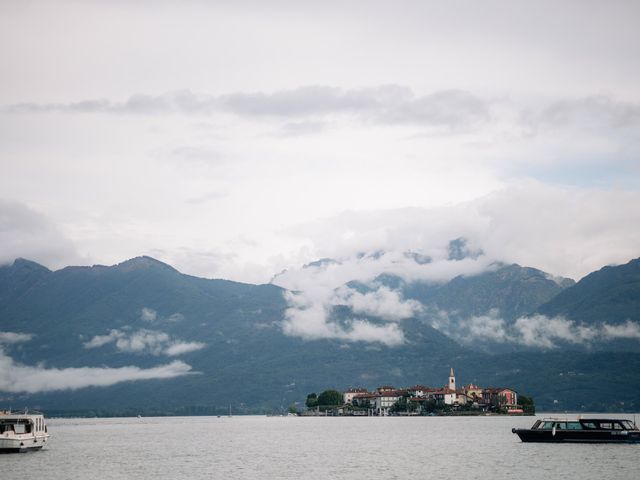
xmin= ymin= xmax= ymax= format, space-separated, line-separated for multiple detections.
xmin=1 ymin=254 xmax=639 ymax=412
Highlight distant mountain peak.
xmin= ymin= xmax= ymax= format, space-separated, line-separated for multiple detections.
xmin=114 ymin=256 xmax=178 ymax=273
xmin=10 ymin=257 xmax=51 ymax=271
xmin=447 ymin=238 xmax=483 ymax=261
xmin=302 ymin=258 xmax=339 ymax=269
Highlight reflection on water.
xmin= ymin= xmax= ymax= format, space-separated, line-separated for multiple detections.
xmin=3 ymin=414 xmax=639 ymax=479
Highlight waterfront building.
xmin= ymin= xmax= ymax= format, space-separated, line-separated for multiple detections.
xmin=343 ymin=388 xmax=369 ymax=404
xmin=482 ymin=387 xmax=518 ymax=407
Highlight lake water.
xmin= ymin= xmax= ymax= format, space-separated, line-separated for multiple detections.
xmin=3 ymin=414 xmax=639 ymax=479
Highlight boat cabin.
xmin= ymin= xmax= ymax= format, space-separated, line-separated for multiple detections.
xmin=0 ymin=418 xmax=33 ymax=435
xmin=531 ymin=419 xmax=638 ymax=431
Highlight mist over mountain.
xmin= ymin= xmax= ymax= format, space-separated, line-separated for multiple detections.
xmin=1 ymin=251 xmax=639 ymax=414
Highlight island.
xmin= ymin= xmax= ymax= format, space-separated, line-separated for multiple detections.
xmin=302 ymin=368 xmax=535 ymax=416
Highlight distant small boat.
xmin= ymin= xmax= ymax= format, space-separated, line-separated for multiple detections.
xmin=0 ymin=410 xmax=50 ymax=453
xmin=513 ymin=417 xmax=640 ymax=443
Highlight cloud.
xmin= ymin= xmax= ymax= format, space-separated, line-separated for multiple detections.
xmin=10 ymin=86 xmax=640 ymax=139
xmin=140 ymin=307 xmax=185 ymax=323
xmin=0 ymin=348 xmax=194 ymax=394
xmin=377 ymin=89 xmax=490 ymax=129
xmin=84 ymin=328 xmax=205 ymax=356
xmin=0 ymin=199 xmax=80 ymax=269
xmin=140 ymin=307 xmax=157 ymax=322
xmin=114 ymin=330 xmax=170 ymax=354
xmin=281 ymin=291 xmax=406 ymax=347
xmin=281 ymin=181 xmax=640 ymax=283
xmin=0 ymin=332 xmax=34 ymax=344
xmin=218 ymin=85 xmax=385 ymax=117
xmin=513 ymin=314 xmax=598 ymax=348
xmin=463 ymin=310 xmax=513 ymax=344
xmin=529 ymin=95 xmax=640 ymax=131
xmin=166 ymin=313 xmax=185 ymax=322
xmin=333 ymin=285 xmax=423 ymax=322
xmin=428 ymin=310 xmax=640 ymax=349
xmin=82 ymin=329 xmax=121 ymax=349
xmin=163 ymin=341 xmax=207 ymax=356
xmin=602 ymin=320 xmax=640 ymax=339
xmin=0 ymin=330 xmax=196 ymax=393
xmin=275 ymin=248 xmax=494 ymax=346
xmin=4 ymin=85 xmax=491 ymax=130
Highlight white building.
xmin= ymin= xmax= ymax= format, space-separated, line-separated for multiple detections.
xmin=343 ymin=388 xmax=368 ymax=404
xmin=372 ymin=392 xmax=401 ymax=416
xmin=447 ymin=367 xmax=457 ymax=405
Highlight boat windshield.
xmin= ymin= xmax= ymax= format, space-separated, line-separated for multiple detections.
xmin=621 ymin=420 xmax=636 ymax=430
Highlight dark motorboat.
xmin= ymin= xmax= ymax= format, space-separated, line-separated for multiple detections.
xmin=513 ymin=418 xmax=640 ymax=443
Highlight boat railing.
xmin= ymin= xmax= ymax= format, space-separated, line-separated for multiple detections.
xmin=0 ymin=409 xmax=45 ymax=416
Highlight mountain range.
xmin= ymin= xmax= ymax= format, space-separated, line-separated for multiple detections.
xmin=0 ymin=252 xmax=639 ymax=414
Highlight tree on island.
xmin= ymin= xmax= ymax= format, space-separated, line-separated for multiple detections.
xmin=390 ymin=394 xmax=418 ymax=414
xmin=306 ymin=393 xmax=318 ymax=409
xmin=519 ymin=395 xmax=536 ymax=414
xmin=316 ymin=389 xmax=343 ymax=410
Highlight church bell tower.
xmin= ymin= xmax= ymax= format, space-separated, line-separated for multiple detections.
xmin=448 ymin=367 xmax=456 ymax=391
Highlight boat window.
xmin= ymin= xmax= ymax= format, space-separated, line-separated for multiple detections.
xmin=566 ymin=422 xmax=583 ymax=430
xmin=541 ymin=421 xmax=555 ymax=429
xmin=554 ymin=423 xmax=566 ymax=430
xmin=581 ymin=422 xmax=597 ymax=429
xmin=621 ymin=420 xmax=635 ymax=430
xmin=532 ymin=420 xmax=542 ymax=429
xmin=613 ymin=422 xmax=623 ymax=430
xmin=599 ymin=422 xmax=613 ymax=430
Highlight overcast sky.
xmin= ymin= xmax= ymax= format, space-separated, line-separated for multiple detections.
xmin=1 ymin=0 xmax=639 ymax=283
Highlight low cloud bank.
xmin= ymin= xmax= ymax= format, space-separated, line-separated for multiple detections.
xmin=0 ymin=350 xmax=194 ymax=394
xmin=84 ymin=329 xmax=205 ymax=357
xmin=432 ymin=310 xmax=640 ymax=348
xmin=0 ymin=331 xmax=33 ymax=344
xmin=0 ymin=331 xmax=195 ymax=394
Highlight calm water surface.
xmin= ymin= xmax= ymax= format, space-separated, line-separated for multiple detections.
xmin=3 ymin=414 xmax=639 ymax=479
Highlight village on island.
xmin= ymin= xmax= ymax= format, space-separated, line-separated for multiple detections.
xmin=302 ymin=369 xmax=535 ymax=416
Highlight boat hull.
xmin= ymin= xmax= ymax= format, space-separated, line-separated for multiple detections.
xmin=0 ymin=434 xmax=49 ymax=453
xmin=513 ymin=428 xmax=640 ymax=443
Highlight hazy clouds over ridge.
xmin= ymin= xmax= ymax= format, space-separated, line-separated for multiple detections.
xmin=0 ymin=333 xmax=195 ymax=393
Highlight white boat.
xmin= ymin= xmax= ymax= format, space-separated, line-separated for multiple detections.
xmin=0 ymin=410 xmax=50 ymax=453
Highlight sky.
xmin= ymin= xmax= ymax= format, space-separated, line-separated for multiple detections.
xmin=1 ymin=0 xmax=640 ymax=285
